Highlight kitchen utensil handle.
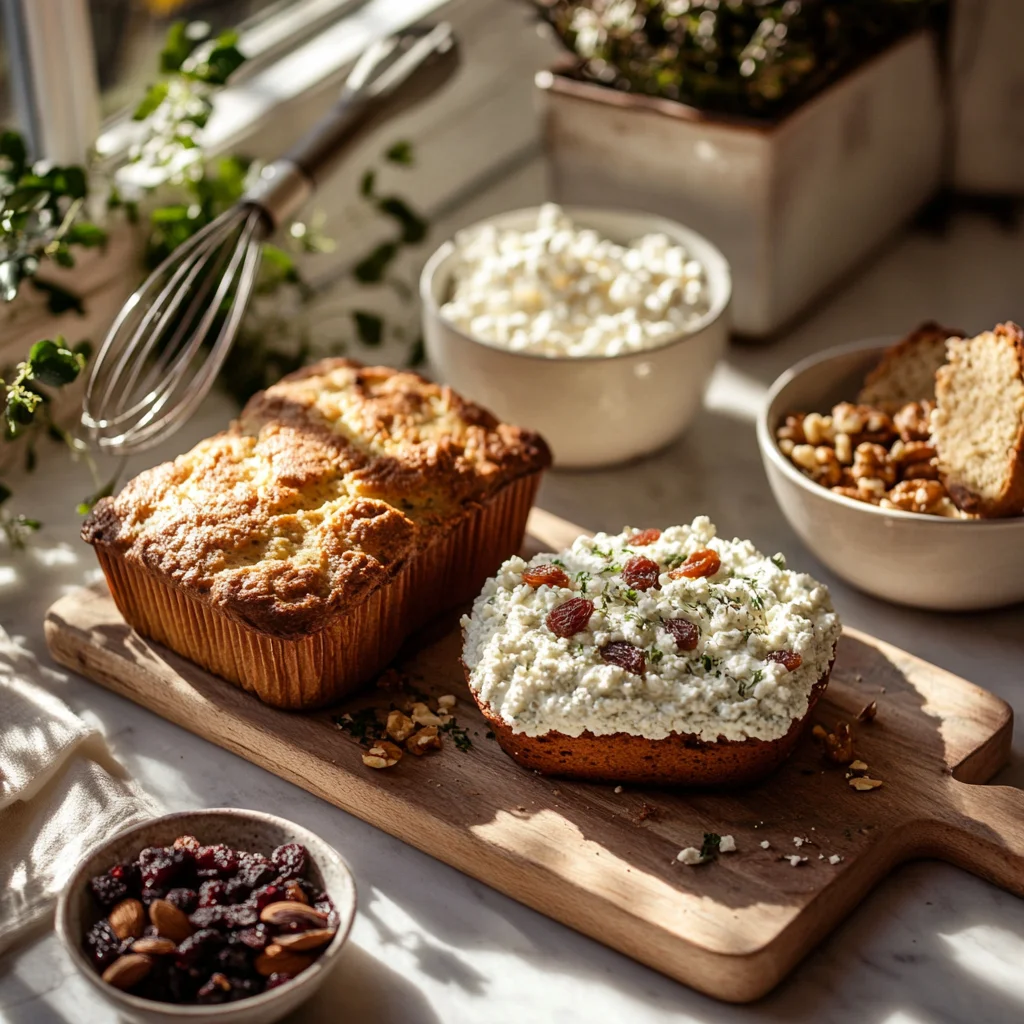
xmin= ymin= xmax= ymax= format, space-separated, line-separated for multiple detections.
xmin=286 ymin=22 xmax=457 ymax=186
xmin=937 ymin=780 xmax=1024 ymax=896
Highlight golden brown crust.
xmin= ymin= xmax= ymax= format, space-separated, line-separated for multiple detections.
xmin=858 ymin=321 xmax=962 ymax=413
xmin=470 ymin=662 xmax=833 ymax=787
xmin=936 ymin=321 xmax=1024 ymax=517
xmin=83 ymin=359 xmax=551 ymax=639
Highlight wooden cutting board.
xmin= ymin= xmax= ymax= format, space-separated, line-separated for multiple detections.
xmin=45 ymin=509 xmax=1024 ymax=1003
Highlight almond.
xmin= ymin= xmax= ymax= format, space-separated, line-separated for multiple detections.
xmin=254 ymin=945 xmax=315 ymax=977
xmin=273 ymin=928 xmax=336 ymax=952
xmin=130 ymin=936 xmax=177 ymax=956
xmin=101 ymin=953 xmax=153 ymax=990
xmin=149 ymin=898 xmax=192 ymax=942
xmin=283 ymin=879 xmax=309 ymax=904
xmin=108 ymin=898 xmax=145 ymax=940
xmin=259 ymin=901 xmax=329 ymax=930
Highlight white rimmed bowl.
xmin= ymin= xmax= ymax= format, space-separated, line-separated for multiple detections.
xmin=421 ymin=206 xmax=731 ymax=468
xmin=56 ymin=808 xmax=357 ymax=1024
xmin=758 ymin=340 xmax=1024 ymax=611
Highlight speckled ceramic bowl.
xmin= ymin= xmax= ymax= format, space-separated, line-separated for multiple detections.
xmin=56 ymin=808 xmax=357 ymax=1024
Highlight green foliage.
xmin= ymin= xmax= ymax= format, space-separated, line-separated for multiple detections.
xmin=534 ymin=0 xmax=940 ymax=120
xmin=0 ymin=129 xmax=105 ymax=308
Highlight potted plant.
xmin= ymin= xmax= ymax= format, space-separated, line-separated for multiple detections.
xmin=532 ymin=0 xmax=946 ymax=338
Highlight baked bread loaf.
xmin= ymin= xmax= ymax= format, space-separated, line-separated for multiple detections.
xmin=858 ymin=321 xmax=961 ymax=413
xmin=932 ymin=322 xmax=1024 ymax=517
xmin=462 ymin=519 xmax=840 ymax=785
xmin=83 ymin=359 xmax=550 ymax=708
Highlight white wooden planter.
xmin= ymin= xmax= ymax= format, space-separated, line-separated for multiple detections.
xmin=537 ymin=32 xmax=945 ymax=339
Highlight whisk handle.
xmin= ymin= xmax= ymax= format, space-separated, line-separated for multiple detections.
xmin=286 ymin=23 xmax=458 ymax=188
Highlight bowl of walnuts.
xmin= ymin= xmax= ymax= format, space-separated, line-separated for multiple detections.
xmin=757 ymin=323 xmax=1024 ymax=610
xmin=56 ymin=808 xmax=357 ymax=1024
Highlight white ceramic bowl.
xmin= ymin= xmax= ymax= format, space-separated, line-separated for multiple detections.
xmin=758 ymin=340 xmax=1024 ymax=611
xmin=421 ymin=206 xmax=731 ymax=468
xmin=56 ymin=808 xmax=357 ymax=1024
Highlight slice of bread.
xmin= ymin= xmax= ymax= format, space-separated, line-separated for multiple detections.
xmin=858 ymin=321 xmax=962 ymax=413
xmin=932 ymin=322 xmax=1024 ymax=517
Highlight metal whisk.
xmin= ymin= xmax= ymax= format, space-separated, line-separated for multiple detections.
xmin=82 ymin=23 xmax=458 ymax=455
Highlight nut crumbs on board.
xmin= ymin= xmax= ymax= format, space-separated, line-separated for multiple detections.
xmin=719 ymin=835 xmax=736 ymax=853
xmin=760 ymin=840 xmax=771 ymax=849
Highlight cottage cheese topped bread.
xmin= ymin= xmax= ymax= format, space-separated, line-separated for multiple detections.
xmin=462 ymin=519 xmax=840 ymax=785
xmin=932 ymin=322 xmax=1024 ymax=517
xmin=857 ymin=320 xmax=961 ymax=413
xmin=84 ymin=359 xmax=550 ymax=707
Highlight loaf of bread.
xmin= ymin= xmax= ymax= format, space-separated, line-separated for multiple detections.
xmin=932 ymin=322 xmax=1024 ymax=517
xmin=857 ymin=321 xmax=961 ymax=412
xmin=83 ymin=359 xmax=550 ymax=707
xmin=462 ymin=519 xmax=840 ymax=786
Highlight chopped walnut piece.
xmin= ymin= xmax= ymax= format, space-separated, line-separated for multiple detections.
xmin=834 ymin=432 xmax=853 ymax=465
xmin=832 ymin=402 xmax=896 ymax=445
xmin=802 ymin=412 xmax=835 ymax=446
xmin=850 ymin=760 xmax=869 ymax=771
xmin=852 ymin=442 xmax=896 ymax=487
xmin=437 ymin=694 xmax=456 ymax=710
xmin=406 ymin=726 xmax=443 ymax=756
xmin=777 ymin=413 xmax=807 ymax=444
xmin=891 ymin=440 xmax=936 ymax=467
xmin=410 ymin=702 xmax=443 ymax=727
xmin=812 ymin=721 xmax=855 ymax=765
xmin=849 ymin=776 xmax=883 ymax=791
xmin=882 ymin=479 xmax=954 ymax=515
xmin=893 ymin=400 xmax=935 ymax=442
xmin=791 ymin=444 xmax=842 ymax=487
xmin=362 ymin=740 xmax=403 ymax=769
xmin=857 ymin=701 xmax=878 ymax=724
xmin=386 ymin=710 xmax=416 ymax=743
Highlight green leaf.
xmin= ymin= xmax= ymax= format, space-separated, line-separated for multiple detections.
xmin=377 ymin=196 xmax=427 ymax=244
xmin=27 ymin=338 xmax=84 ymax=387
xmin=0 ymin=482 xmax=11 ymax=505
xmin=0 ymin=130 xmax=27 ymax=179
xmin=385 ymin=140 xmax=414 ymax=166
xmin=133 ymin=82 xmax=169 ymax=120
xmin=406 ymin=335 xmax=425 ymax=367
xmin=57 ymin=166 xmax=87 ymax=200
xmin=77 ymin=474 xmax=118 ymax=515
xmin=14 ymin=515 xmax=41 ymax=531
xmin=73 ymin=339 xmax=93 ymax=360
xmin=159 ymin=20 xmax=196 ymax=73
xmin=150 ymin=204 xmax=191 ymax=225
xmin=31 ymin=279 xmax=85 ymax=316
xmin=64 ymin=222 xmax=107 ymax=248
xmin=359 ymin=170 xmax=376 ymax=198
xmin=5 ymin=390 xmax=36 ymax=429
xmin=353 ymin=242 xmax=398 ymax=283
xmin=700 ymin=833 xmax=722 ymax=861
xmin=259 ymin=244 xmax=300 ymax=284
xmin=188 ymin=43 xmax=246 ymax=85
xmin=352 ymin=311 xmax=384 ymax=347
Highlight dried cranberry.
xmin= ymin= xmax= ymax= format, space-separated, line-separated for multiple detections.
xmin=628 ymin=528 xmax=661 ymax=546
xmin=175 ymin=928 xmax=225 ymax=969
xmin=88 ymin=872 xmax=128 ymax=909
xmin=224 ymin=877 xmax=251 ymax=904
xmin=109 ymin=861 xmax=142 ymax=898
xmin=166 ymin=887 xmax=199 ymax=913
xmin=522 ymin=564 xmax=571 ymax=589
xmin=767 ymin=650 xmax=803 ymax=671
xmin=264 ymin=972 xmax=294 ymax=991
xmin=195 ymin=844 xmax=238 ymax=877
xmin=621 ymin=555 xmax=660 ymax=592
xmin=664 ymin=619 xmax=700 ymax=651
xmin=314 ymin=898 xmax=337 ymax=928
xmin=236 ymin=853 xmax=275 ymax=890
xmin=668 ymin=548 xmax=721 ymax=580
xmin=231 ymin=924 xmax=270 ymax=951
xmin=140 ymin=886 xmax=168 ymax=906
xmin=222 ymin=903 xmax=258 ymax=928
xmin=250 ymin=884 xmax=283 ymax=912
xmin=271 ymin=843 xmax=307 ymax=881
xmin=216 ymin=945 xmax=256 ymax=977
xmin=599 ymin=642 xmax=645 ymax=675
xmin=546 ymin=597 xmax=594 ymax=639
xmin=189 ymin=905 xmax=228 ymax=931
xmin=139 ymin=846 xmax=190 ymax=889
xmin=84 ymin=920 xmax=121 ymax=970
xmin=199 ymin=880 xmax=229 ymax=907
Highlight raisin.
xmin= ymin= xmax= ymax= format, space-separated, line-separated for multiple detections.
xmin=110 ymin=861 xmax=142 ymax=898
xmin=199 ymin=880 xmax=229 ymax=907
xmin=139 ymin=846 xmax=190 ymax=890
xmin=189 ymin=906 xmax=228 ymax=931
xmin=599 ymin=642 xmax=645 ymax=675
xmin=84 ymin=920 xmax=121 ymax=970
xmin=166 ymin=888 xmax=199 ymax=913
xmin=628 ymin=528 xmax=661 ymax=546
xmin=222 ymin=903 xmax=259 ymax=928
xmin=271 ymin=843 xmax=307 ymax=881
xmin=89 ymin=872 xmax=128 ymax=909
xmin=668 ymin=548 xmax=721 ymax=580
xmin=767 ymin=650 xmax=802 ymax=671
xmin=232 ymin=924 xmax=270 ymax=951
xmin=250 ymin=884 xmax=284 ymax=913
xmin=621 ymin=555 xmax=660 ymax=591
xmin=664 ymin=619 xmax=699 ymax=651
xmin=236 ymin=853 xmax=275 ymax=890
xmin=175 ymin=929 xmax=225 ymax=969
xmin=265 ymin=972 xmax=294 ymax=991
xmin=522 ymin=563 xmax=571 ymax=589
xmin=225 ymin=877 xmax=251 ymax=905
xmin=227 ymin=976 xmax=261 ymax=1001
xmin=216 ymin=946 xmax=256 ymax=977
xmin=546 ymin=597 xmax=594 ymax=638
xmin=195 ymin=844 xmax=238 ymax=877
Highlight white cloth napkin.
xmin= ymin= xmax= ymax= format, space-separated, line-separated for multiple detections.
xmin=0 ymin=626 xmax=156 ymax=956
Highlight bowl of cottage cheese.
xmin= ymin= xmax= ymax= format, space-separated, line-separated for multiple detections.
xmin=420 ymin=205 xmax=731 ymax=468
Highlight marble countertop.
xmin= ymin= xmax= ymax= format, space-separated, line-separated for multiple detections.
xmin=2 ymin=210 xmax=1023 ymax=1024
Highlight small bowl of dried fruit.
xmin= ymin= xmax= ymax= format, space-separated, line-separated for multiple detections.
xmin=758 ymin=326 xmax=1024 ymax=611
xmin=56 ymin=808 xmax=356 ymax=1024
